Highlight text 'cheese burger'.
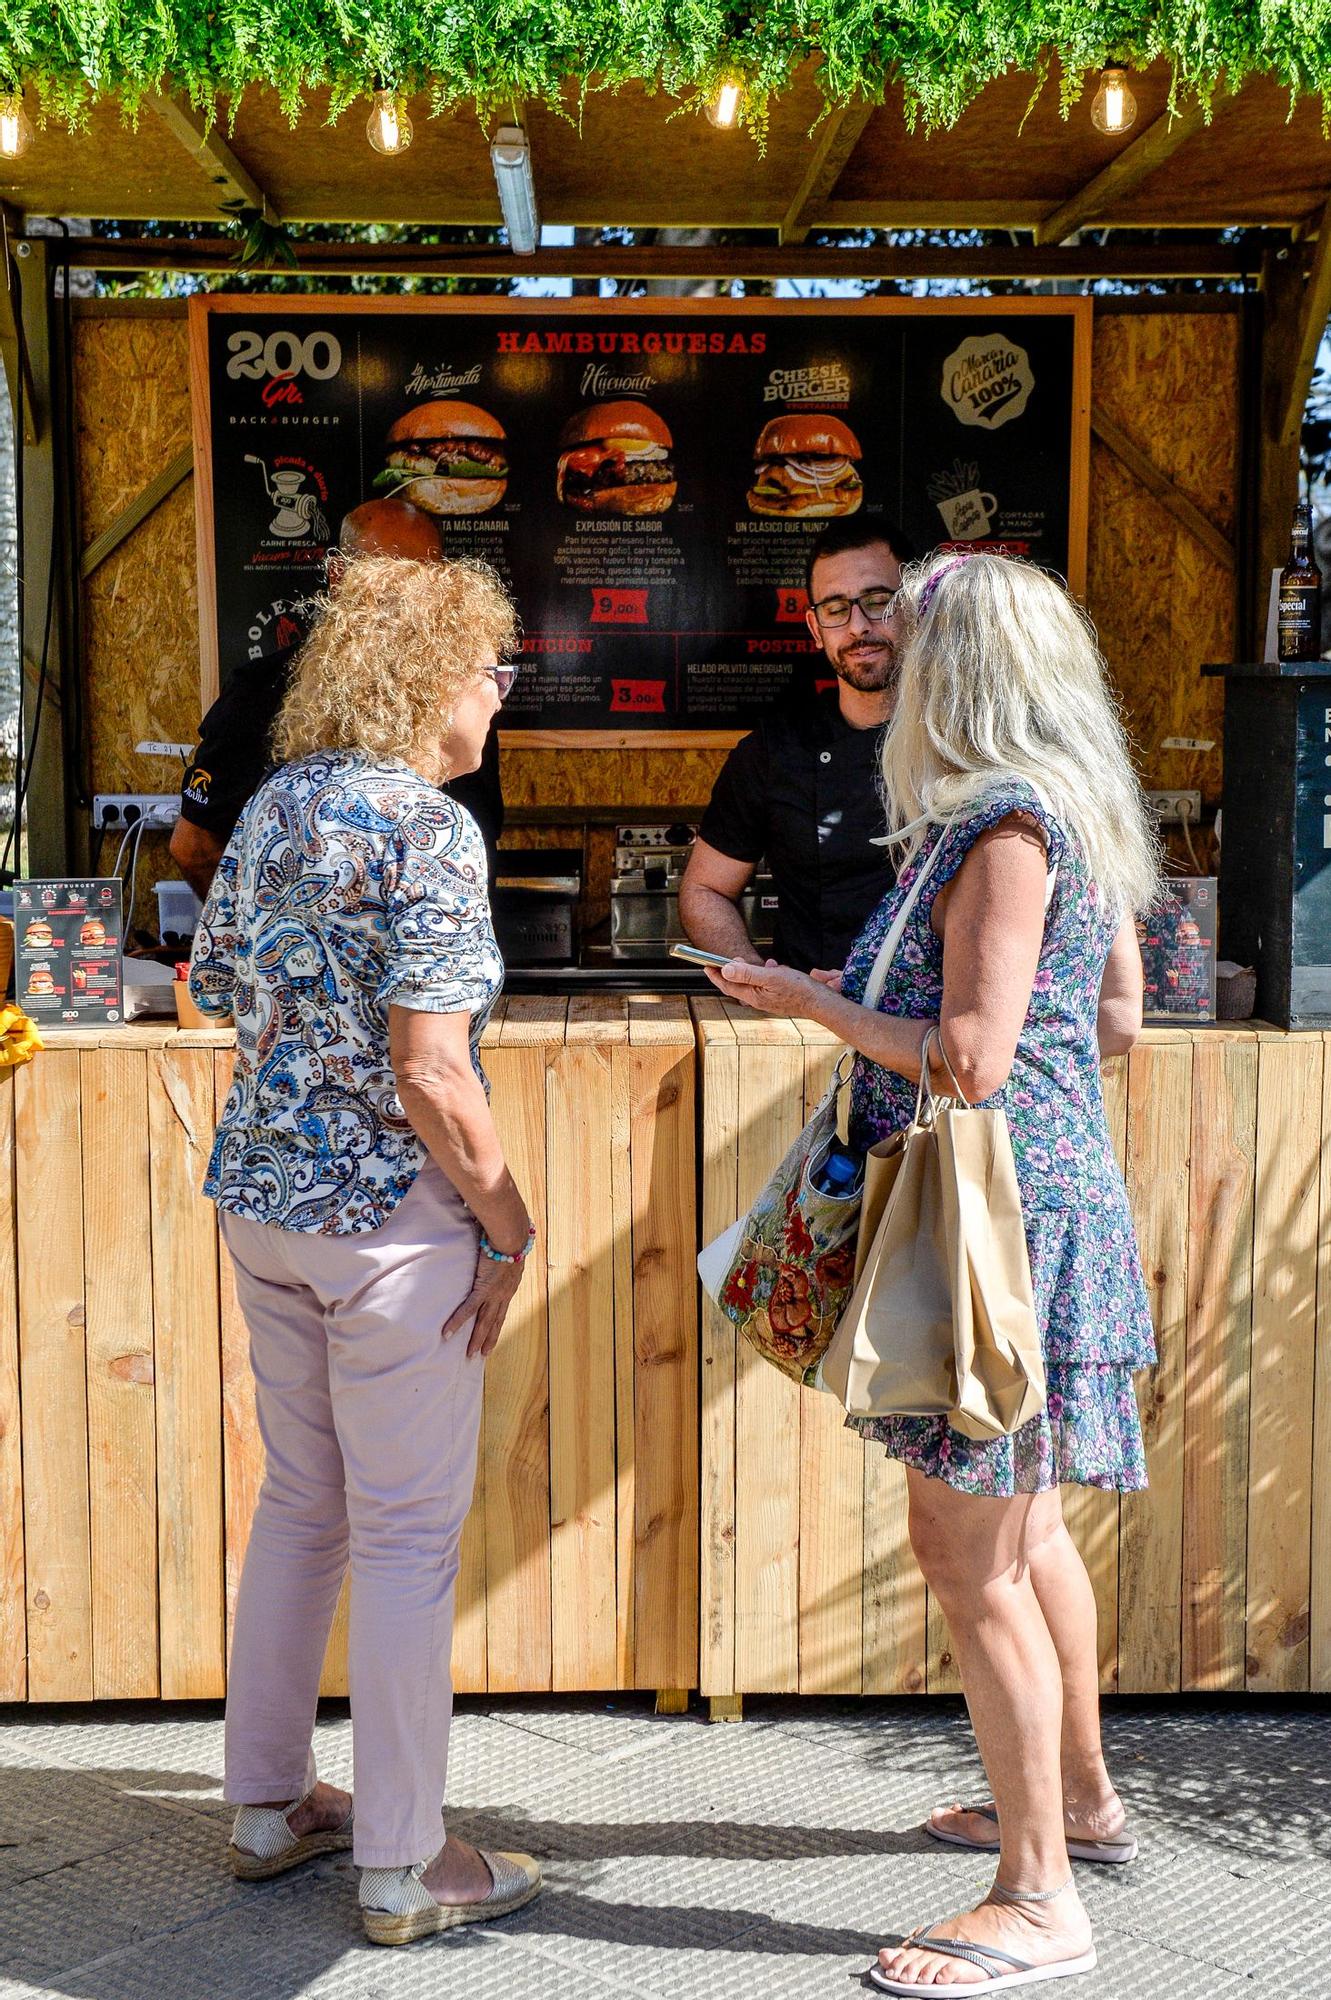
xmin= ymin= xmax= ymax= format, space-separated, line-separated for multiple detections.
xmin=747 ymin=413 xmax=863 ymax=518
xmin=375 ymin=401 xmax=508 ymax=515
xmin=556 ymin=401 xmax=676 ymax=516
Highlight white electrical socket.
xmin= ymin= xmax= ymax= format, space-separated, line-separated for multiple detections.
xmin=92 ymin=793 xmax=181 ymax=831
xmin=1145 ymin=789 xmax=1203 ymax=825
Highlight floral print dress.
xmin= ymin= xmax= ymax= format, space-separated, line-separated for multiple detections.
xmin=839 ymin=782 xmax=1155 ymax=1496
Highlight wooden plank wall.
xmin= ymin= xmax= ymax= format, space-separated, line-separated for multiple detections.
xmin=697 ymin=1015 xmax=1331 ymax=1699
xmin=5 ymin=1011 xmax=697 ymax=1701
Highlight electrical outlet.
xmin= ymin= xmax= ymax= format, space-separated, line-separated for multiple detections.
xmin=1145 ymin=789 xmax=1202 ymax=825
xmin=92 ymin=793 xmax=181 ymax=831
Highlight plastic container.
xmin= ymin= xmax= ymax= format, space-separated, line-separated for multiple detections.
xmin=154 ymin=879 xmax=203 ymax=947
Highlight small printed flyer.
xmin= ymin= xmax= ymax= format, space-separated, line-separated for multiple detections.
xmin=14 ymin=878 xmax=125 ymax=1028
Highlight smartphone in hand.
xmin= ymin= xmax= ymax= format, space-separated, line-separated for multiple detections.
xmin=669 ymin=942 xmax=738 ymax=969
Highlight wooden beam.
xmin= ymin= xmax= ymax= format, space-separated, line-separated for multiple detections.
xmin=55 ymin=236 xmax=1252 ymax=283
xmin=0 ymin=212 xmax=37 ymax=445
xmin=780 ymin=101 xmax=874 ymax=245
xmin=1279 ymin=191 xmax=1331 ymax=447
xmin=80 ymin=445 xmax=194 ymax=580
xmin=1092 ymin=408 xmax=1236 ymax=571
xmin=148 ymin=95 xmax=282 ymax=221
xmin=1033 ymin=101 xmax=1209 ymax=246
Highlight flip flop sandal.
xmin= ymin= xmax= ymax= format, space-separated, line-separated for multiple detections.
xmin=359 ymin=1847 xmax=542 ymax=1946
xmin=868 ymin=1926 xmax=1098 ymax=1995
xmin=229 ymin=1790 xmax=355 ymax=1880
xmin=926 ymin=1801 xmax=1138 ymax=1866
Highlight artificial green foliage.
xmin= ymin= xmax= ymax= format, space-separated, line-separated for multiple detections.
xmin=2 ymin=2 xmax=1329 ymax=134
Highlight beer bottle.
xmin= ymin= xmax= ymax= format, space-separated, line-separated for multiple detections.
xmin=1277 ymin=500 xmax=1322 ymax=662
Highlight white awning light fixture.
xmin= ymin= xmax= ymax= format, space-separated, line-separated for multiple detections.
xmin=366 ymin=76 xmax=413 ymax=156
xmin=1091 ymin=67 xmax=1137 ymax=136
xmin=491 ymin=124 xmax=540 ymax=255
xmin=0 ymin=91 xmax=33 ymax=161
xmin=705 ymin=78 xmax=744 ymax=130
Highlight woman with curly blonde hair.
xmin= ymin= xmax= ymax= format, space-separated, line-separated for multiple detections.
xmin=710 ymin=551 xmax=1159 ymax=1995
xmin=189 ymin=554 xmax=543 ymax=1945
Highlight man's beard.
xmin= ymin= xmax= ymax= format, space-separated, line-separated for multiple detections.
xmin=830 ymin=639 xmax=897 ymax=693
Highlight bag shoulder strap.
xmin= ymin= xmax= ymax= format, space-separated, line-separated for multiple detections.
xmin=832 ymin=815 xmax=957 ymax=1144
xmin=862 ymin=816 xmax=956 ymax=1012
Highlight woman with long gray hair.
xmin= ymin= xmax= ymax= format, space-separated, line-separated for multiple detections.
xmin=709 ymin=550 xmax=1159 ymax=1994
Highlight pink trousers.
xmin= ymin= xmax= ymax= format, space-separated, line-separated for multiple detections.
xmin=220 ymin=1160 xmax=484 ymax=1867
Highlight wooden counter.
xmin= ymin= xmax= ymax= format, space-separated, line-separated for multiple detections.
xmin=0 ymin=1001 xmax=698 ymax=1704
xmin=695 ymin=1003 xmax=1331 ymax=1702
xmin=5 ymin=1003 xmax=1326 ymax=1707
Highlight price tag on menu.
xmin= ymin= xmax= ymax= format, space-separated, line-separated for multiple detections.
xmin=14 ymin=878 xmax=125 ymax=1028
xmin=589 ymin=588 xmax=650 ymax=625
xmin=609 ymin=679 xmax=668 ymax=714
xmin=775 ymin=587 xmax=810 ymax=622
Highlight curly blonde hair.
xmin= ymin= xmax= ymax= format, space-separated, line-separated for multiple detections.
xmin=272 ymin=554 xmax=517 ymax=768
xmin=880 ymin=551 xmax=1160 ymax=921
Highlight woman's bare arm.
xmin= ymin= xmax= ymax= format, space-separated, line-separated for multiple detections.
xmin=1096 ymin=914 xmax=1144 ymax=1057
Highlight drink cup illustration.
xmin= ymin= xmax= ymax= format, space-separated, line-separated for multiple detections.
xmin=936 ymin=488 xmax=998 ymax=540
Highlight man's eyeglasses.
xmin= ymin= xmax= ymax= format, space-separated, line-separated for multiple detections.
xmin=811 ymin=587 xmax=899 ymax=630
xmin=485 ymin=664 xmax=518 ymax=701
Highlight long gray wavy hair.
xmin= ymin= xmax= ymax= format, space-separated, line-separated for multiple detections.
xmin=880 ymin=551 xmax=1160 ymax=921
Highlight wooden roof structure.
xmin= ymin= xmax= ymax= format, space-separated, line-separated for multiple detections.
xmin=2 ymin=62 xmax=1329 ymax=248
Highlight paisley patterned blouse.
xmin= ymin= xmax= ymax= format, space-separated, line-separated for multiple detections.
xmin=189 ymin=750 xmax=503 ymax=1236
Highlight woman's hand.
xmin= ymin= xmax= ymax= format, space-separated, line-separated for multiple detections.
xmin=442 ymin=1249 xmax=528 ymax=1359
xmin=704 ymin=957 xmax=821 ymax=1018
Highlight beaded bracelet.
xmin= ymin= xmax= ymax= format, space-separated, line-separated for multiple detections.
xmin=478 ymin=1221 xmax=537 ymax=1265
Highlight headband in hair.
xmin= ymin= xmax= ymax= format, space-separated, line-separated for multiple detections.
xmin=917 ymin=548 xmax=978 ymax=618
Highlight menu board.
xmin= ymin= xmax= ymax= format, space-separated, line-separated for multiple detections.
xmin=190 ymin=299 xmax=1089 ymax=740
xmin=14 ymin=878 xmax=124 ymax=1027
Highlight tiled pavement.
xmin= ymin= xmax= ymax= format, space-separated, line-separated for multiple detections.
xmin=1 ymin=1695 xmax=1325 ymax=1997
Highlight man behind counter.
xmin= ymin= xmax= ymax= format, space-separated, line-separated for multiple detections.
xmin=679 ymin=518 xmax=914 ymax=973
xmin=170 ymin=497 xmax=504 ymax=897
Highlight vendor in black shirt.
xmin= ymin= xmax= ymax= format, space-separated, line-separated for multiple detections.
xmin=170 ymin=497 xmax=504 ymax=898
xmin=680 ymin=518 xmax=914 ymax=973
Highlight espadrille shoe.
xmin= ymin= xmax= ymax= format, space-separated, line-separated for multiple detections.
xmin=359 ymin=1846 xmax=542 ymax=1946
xmin=228 ymin=1791 xmax=355 ymax=1880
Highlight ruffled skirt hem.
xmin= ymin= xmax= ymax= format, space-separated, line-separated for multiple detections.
xmin=847 ymin=1362 xmax=1149 ymax=1497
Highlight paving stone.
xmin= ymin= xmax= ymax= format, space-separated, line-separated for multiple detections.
xmin=1 ymin=1699 xmax=1325 ymax=2000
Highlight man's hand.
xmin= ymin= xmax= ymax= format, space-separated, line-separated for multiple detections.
xmin=808 ymin=966 xmax=845 ymax=992
xmin=442 ymin=1248 xmax=527 ymax=1358
xmin=704 ymin=956 xmax=820 ymax=1018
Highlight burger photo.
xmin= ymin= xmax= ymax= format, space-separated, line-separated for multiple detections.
xmin=374 ymin=401 xmax=509 ymax=516
xmin=80 ymin=916 xmax=107 ymax=948
xmin=24 ymin=918 xmax=53 ymax=948
xmin=556 ymin=402 xmax=676 ymax=516
xmin=27 ymin=966 xmax=55 ymax=997
xmin=747 ymin=413 xmax=864 ymax=518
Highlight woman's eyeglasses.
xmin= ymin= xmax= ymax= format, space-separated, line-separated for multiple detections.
xmin=485 ymin=664 xmax=518 ymax=702
xmin=811 ymin=587 xmax=899 ymax=630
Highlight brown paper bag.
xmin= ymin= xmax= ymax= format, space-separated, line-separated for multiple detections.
xmin=819 ymin=1035 xmax=1045 ymax=1441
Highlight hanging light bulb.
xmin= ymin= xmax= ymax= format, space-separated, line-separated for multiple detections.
xmin=1090 ymin=67 xmax=1137 ymax=136
xmin=366 ymin=84 xmax=413 ymax=156
xmin=705 ymin=76 xmax=744 ymax=130
xmin=0 ymin=90 xmax=33 ymax=162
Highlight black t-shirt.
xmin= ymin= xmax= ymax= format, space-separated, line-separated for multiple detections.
xmin=179 ymin=634 xmax=505 ymax=865
xmin=699 ymin=689 xmax=897 ymax=972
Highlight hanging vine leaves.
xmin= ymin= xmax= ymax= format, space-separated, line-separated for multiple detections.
xmin=2 ymin=3 xmax=1329 ymax=132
